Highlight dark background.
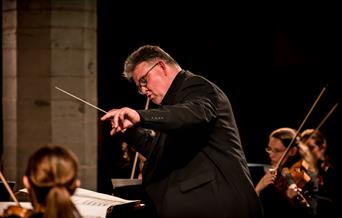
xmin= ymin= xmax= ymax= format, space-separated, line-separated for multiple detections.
xmin=96 ymin=2 xmax=341 ymax=193
xmin=0 ymin=1 xmax=340 ymax=197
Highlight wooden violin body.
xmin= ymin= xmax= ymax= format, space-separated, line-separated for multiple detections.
xmin=1 ymin=205 xmax=33 ymax=218
xmin=288 ymin=159 xmax=315 ymax=190
xmin=0 ymin=172 xmax=33 ymax=218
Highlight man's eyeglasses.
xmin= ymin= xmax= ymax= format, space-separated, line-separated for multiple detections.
xmin=265 ymin=146 xmax=285 ymax=154
xmin=137 ymin=62 xmax=160 ymax=94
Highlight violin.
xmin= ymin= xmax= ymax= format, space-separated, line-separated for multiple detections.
xmin=287 ymin=160 xmax=313 ymax=189
xmin=268 ymin=142 xmax=316 ymax=209
xmin=273 ymin=88 xmax=338 ymax=209
xmin=271 ymin=87 xmax=327 ymax=208
xmin=0 ymin=171 xmax=33 ymax=218
xmin=281 ymin=159 xmax=315 ymax=208
xmin=1 ymin=205 xmax=33 ymax=218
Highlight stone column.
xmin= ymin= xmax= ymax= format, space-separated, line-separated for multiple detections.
xmin=2 ymin=0 xmax=97 ymax=190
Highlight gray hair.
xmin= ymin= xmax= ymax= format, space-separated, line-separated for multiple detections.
xmin=123 ymin=45 xmax=179 ymax=81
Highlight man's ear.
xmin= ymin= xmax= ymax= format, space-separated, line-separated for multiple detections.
xmin=158 ymin=61 xmax=167 ymax=74
xmin=23 ymin=176 xmax=31 ymax=190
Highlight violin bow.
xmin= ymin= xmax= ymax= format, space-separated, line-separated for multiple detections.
xmin=298 ymin=101 xmax=339 ymax=170
xmin=315 ymin=102 xmax=339 ymax=131
xmin=0 ymin=170 xmax=20 ymax=205
xmin=130 ymin=97 xmax=150 ymax=179
xmin=274 ymin=86 xmax=327 ymax=171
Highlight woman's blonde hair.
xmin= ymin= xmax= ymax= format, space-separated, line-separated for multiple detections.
xmin=25 ymin=145 xmax=81 ymax=218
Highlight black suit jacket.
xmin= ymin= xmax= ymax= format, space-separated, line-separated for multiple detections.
xmin=124 ymin=70 xmax=263 ymax=218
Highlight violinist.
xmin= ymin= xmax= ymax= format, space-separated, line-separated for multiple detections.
xmin=300 ymin=129 xmax=338 ymax=217
xmin=255 ymin=127 xmax=304 ymax=218
xmin=1 ymin=145 xmax=82 ymax=218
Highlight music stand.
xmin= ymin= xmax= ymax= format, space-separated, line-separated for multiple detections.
xmin=0 ymin=181 xmax=15 ymax=201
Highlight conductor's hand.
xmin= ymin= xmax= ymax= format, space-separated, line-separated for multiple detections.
xmin=101 ymin=107 xmax=141 ymax=135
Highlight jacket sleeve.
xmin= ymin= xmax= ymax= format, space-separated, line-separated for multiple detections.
xmin=138 ymin=76 xmax=219 ymax=132
xmin=121 ymin=126 xmax=157 ymax=158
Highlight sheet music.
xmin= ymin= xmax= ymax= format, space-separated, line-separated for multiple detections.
xmin=72 ymin=187 xmax=138 ymax=207
xmin=7 ymin=187 xmax=140 ymax=218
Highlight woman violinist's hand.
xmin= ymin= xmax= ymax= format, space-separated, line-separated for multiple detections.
xmin=255 ymin=168 xmax=277 ymax=196
xmin=286 ymin=184 xmax=300 ymax=199
xmin=100 ymin=107 xmax=141 ymax=135
xmin=286 ymin=184 xmax=311 ymax=207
